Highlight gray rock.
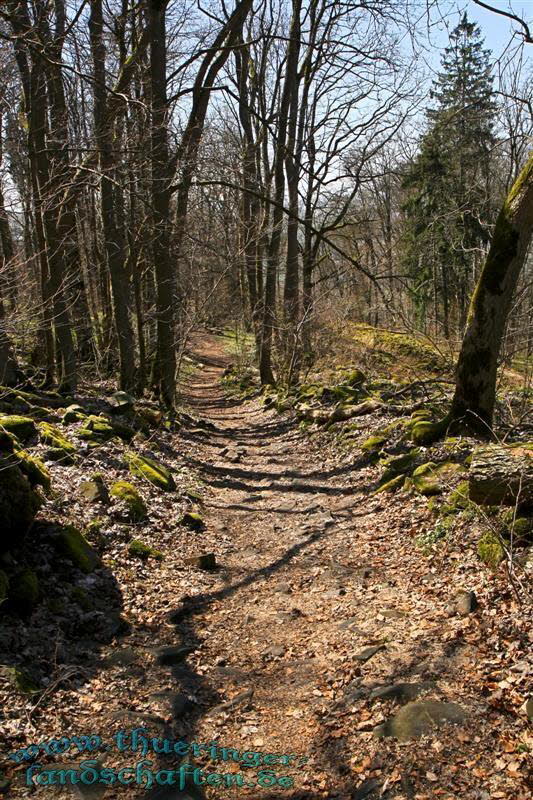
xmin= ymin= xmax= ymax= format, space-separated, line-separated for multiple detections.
xmin=275 ymin=581 xmax=291 ymax=594
xmin=79 ymin=477 xmax=109 ymax=504
xmin=263 ymin=644 xmax=285 ymax=659
xmin=352 ymin=778 xmax=381 ymax=800
xmin=455 ymin=590 xmax=478 ymax=616
xmin=374 ymin=700 xmax=467 ymax=741
xmin=354 ymin=644 xmax=385 ymax=662
xmin=107 ymin=391 xmax=135 ymax=414
xmin=103 ymin=647 xmax=138 ymax=667
xmin=369 ymin=681 xmax=434 ymax=703
xmin=184 ymin=553 xmax=216 ymax=570
xmin=153 ymin=645 xmax=195 ymax=666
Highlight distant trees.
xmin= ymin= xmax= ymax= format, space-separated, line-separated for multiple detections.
xmin=401 ymin=14 xmax=497 ymax=338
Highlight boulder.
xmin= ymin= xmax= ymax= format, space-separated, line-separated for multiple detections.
xmin=128 ymin=539 xmax=163 ymax=560
xmin=0 ymin=439 xmax=42 ymax=552
xmin=469 ymin=444 xmax=533 ymax=506
xmin=39 ymin=422 xmax=76 ymax=463
xmin=0 ymin=415 xmax=36 ymax=442
xmin=8 ymin=568 xmax=39 ymax=616
xmin=374 ymin=700 xmax=467 ymax=741
xmin=126 ymin=452 xmax=175 ymax=491
xmin=80 ymin=475 xmax=109 ymax=504
xmin=62 ymin=404 xmax=86 ymax=423
xmin=55 ymin=525 xmax=100 ymax=573
xmin=110 ymin=481 xmax=147 ymax=521
xmin=107 ymin=391 xmax=135 ymax=414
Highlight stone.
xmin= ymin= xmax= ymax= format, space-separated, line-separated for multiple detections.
xmin=263 ymin=644 xmax=285 ymax=658
xmin=184 ymin=553 xmax=216 ymax=570
xmin=275 ymin=581 xmax=291 ymax=594
xmin=354 ymin=644 xmax=385 ymax=662
xmin=8 ymin=568 xmax=39 ymax=616
xmin=0 ymin=415 xmax=36 ymax=442
xmin=352 ymin=779 xmax=382 ymax=800
xmin=0 ymin=664 xmax=40 ymax=694
xmin=374 ymin=700 xmax=467 ymax=741
xmin=369 ymin=682 xmax=434 ymax=703
xmin=0 ymin=452 xmax=42 ymax=551
xmin=56 ymin=525 xmax=100 ymax=573
xmin=107 ymin=391 xmax=135 ymax=414
xmin=180 ymin=511 xmax=205 ymax=530
xmin=39 ymin=422 xmax=77 ymax=460
xmin=153 ymin=645 xmax=195 ymax=666
xmin=110 ymin=481 xmax=147 ymax=521
xmin=104 ymin=647 xmax=138 ymax=667
xmin=522 ymin=696 xmax=533 ymax=720
xmin=128 ymin=539 xmax=163 ymax=560
xmin=150 ymin=690 xmax=196 ymax=717
xmin=455 ymin=590 xmax=478 ymax=616
xmin=127 ymin=452 xmax=176 ymax=491
xmin=62 ymin=404 xmax=86 ymax=424
xmin=79 ymin=476 xmax=109 ymax=504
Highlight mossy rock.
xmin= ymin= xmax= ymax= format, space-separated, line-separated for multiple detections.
xmin=56 ymin=525 xmax=100 ymax=573
xmin=0 ymin=569 xmax=9 ymax=604
xmin=375 ymin=700 xmax=467 ymax=741
xmin=477 ymin=531 xmax=506 ymax=568
xmin=70 ymin=586 xmax=93 ymax=612
xmin=374 ymin=474 xmax=405 ymax=494
xmin=342 ymin=369 xmax=366 ymax=387
xmin=14 ymin=449 xmax=51 ymax=492
xmin=9 ymin=569 xmax=39 ymax=616
xmin=381 ymin=449 xmax=421 ymax=474
xmin=412 ymin=462 xmax=464 ymax=497
xmin=110 ymin=481 xmax=148 ymax=522
xmin=135 ymin=407 xmax=164 ymax=429
xmin=180 ymin=511 xmax=205 ymax=530
xmin=126 ymin=452 xmax=175 ymax=491
xmin=0 ymin=456 xmax=42 ymax=551
xmin=128 ymin=539 xmax=163 ymax=561
xmin=499 ymin=510 xmax=533 ymax=543
xmin=62 ymin=404 xmax=86 ymax=424
xmin=0 ymin=665 xmax=40 ymax=694
xmin=441 ymin=481 xmax=471 ymax=514
xmin=0 ymin=415 xmax=36 ymax=442
xmin=39 ymin=422 xmax=76 ymax=459
xmin=77 ymin=415 xmax=117 ymax=442
xmin=362 ymin=434 xmax=388 ymax=453
xmin=107 ymin=391 xmax=135 ymax=414
xmin=411 ymin=417 xmax=450 ymax=446
xmin=79 ymin=476 xmax=109 ymax=504
xmin=45 ymin=447 xmax=76 ymax=464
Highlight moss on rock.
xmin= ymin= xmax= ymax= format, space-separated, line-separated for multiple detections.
xmin=0 ymin=455 xmax=42 ymax=551
xmin=56 ymin=525 xmax=100 ymax=573
xmin=15 ymin=449 xmax=51 ymax=492
xmin=0 ymin=415 xmax=37 ymax=442
xmin=0 ymin=665 xmax=40 ymax=694
xmin=9 ymin=568 xmax=39 ymax=616
xmin=411 ymin=417 xmax=450 ymax=446
xmin=126 ymin=452 xmax=175 ymax=491
xmin=39 ymin=422 xmax=76 ymax=461
xmin=362 ymin=434 xmax=388 ymax=453
xmin=374 ymin=474 xmax=405 ymax=494
xmin=180 ymin=511 xmax=205 ymax=530
xmin=62 ymin=404 xmax=86 ymax=424
xmin=128 ymin=539 xmax=163 ymax=560
xmin=477 ymin=531 xmax=506 ymax=568
xmin=110 ymin=481 xmax=148 ymax=521
xmin=77 ymin=415 xmax=116 ymax=442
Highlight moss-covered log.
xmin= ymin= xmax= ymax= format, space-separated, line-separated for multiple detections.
xmin=469 ymin=444 xmax=533 ymax=505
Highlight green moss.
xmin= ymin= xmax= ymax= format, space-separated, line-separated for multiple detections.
xmin=374 ymin=474 xmax=405 ymax=494
xmin=39 ymin=422 xmax=76 ymax=458
xmin=110 ymin=481 xmax=148 ymax=521
xmin=0 ymin=665 xmax=40 ymax=694
xmin=477 ymin=531 xmax=506 ymax=568
xmin=56 ymin=525 xmax=100 ymax=573
xmin=14 ymin=449 xmax=51 ymax=492
xmin=180 ymin=511 xmax=205 ymax=530
xmin=77 ymin=415 xmax=117 ymax=442
xmin=126 ymin=452 xmax=175 ymax=491
xmin=341 ymin=369 xmax=366 ymax=387
xmin=411 ymin=462 xmax=464 ymax=497
xmin=0 ymin=415 xmax=36 ymax=442
xmin=62 ymin=404 xmax=86 ymax=423
xmin=445 ymin=481 xmax=471 ymax=511
xmin=128 ymin=539 xmax=164 ymax=560
xmin=362 ymin=434 xmax=388 ymax=453
xmin=411 ymin=417 xmax=450 ymax=445
xmin=9 ymin=569 xmax=39 ymax=615
xmin=379 ymin=449 xmax=420 ymax=484
xmin=86 ymin=518 xmax=104 ymax=534
xmin=0 ymin=456 xmax=42 ymax=551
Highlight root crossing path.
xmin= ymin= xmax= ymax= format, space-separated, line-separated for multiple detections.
xmin=139 ymin=333 xmax=513 ymax=800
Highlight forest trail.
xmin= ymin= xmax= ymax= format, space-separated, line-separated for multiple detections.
xmin=149 ymin=331 xmax=511 ymax=800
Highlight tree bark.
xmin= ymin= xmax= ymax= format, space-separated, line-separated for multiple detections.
xmin=449 ymin=150 xmax=533 ymax=432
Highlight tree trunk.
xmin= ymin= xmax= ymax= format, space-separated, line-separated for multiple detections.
xmin=449 ymin=151 xmax=533 ymax=432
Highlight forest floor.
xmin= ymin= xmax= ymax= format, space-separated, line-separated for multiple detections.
xmin=1 ymin=332 xmax=531 ymax=800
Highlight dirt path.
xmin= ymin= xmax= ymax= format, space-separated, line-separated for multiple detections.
xmin=156 ymin=333 xmax=529 ymax=800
